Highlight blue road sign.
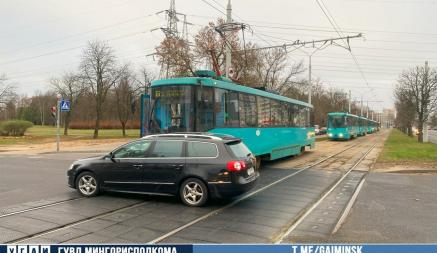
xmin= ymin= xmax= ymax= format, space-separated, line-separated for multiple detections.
xmin=60 ymin=100 xmax=70 ymax=112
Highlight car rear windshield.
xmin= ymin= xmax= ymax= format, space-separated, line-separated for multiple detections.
xmin=227 ymin=141 xmax=251 ymax=158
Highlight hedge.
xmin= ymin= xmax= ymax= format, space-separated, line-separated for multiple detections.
xmin=0 ymin=120 xmax=34 ymax=136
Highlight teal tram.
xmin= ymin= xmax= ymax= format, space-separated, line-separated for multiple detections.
xmin=146 ymin=70 xmax=315 ymax=163
xmin=327 ymin=112 xmax=379 ymax=140
xmin=327 ymin=112 xmax=360 ymax=140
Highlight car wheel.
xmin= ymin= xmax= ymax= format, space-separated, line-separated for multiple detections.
xmin=76 ymin=172 xmax=99 ymax=197
xmin=180 ymin=178 xmax=208 ymax=207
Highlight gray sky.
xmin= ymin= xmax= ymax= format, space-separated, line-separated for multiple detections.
xmin=1 ymin=0 xmax=437 ymax=112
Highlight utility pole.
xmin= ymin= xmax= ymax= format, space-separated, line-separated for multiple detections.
xmin=295 ymin=34 xmax=362 ymax=105
xmin=225 ymin=0 xmax=232 ymax=77
xmin=423 ymin=61 xmax=429 ymax=142
xmin=308 ymin=55 xmax=312 ymax=105
xmin=348 ymin=90 xmax=351 ymax=113
xmin=56 ymin=94 xmax=62 ymax=152
xmin=366 ymin=101 xmax=369 ymax=118
xmin=360 ymin=99 xmax=363 ymax=116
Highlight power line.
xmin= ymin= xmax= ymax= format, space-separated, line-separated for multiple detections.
xmin=1 ymin=14 xmax=159 ymax=56
xmin=0 ymin=30 xmax=151 ymax=66
xmin=315 ymin=0 xmax=379 ymax=100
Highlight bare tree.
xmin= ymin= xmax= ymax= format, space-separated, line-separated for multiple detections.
xmin=252 ymin=48 xmax=305 ymax=94
xmin=135 ymin=66 xmax=155 ymax=93
xmin=79 ymin=40 xmax=126 ymax=138
xmin=397 ymin=62 xmax=437 ymax=142
xmin=51 ymin=72 xmax=85 ymax=135
xmin=113 ymin=66 xmax=147 ymax=137
xmin=394 ymin=86 xmax=416 ymax=136
xmin=0 ymin=74 xmax=15 ymax=107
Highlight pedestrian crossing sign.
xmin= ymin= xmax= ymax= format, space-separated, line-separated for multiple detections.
xmin=60 ymin=100 xmax=70 ymax=112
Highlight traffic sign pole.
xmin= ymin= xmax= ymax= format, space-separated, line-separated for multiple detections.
xmin=56 ymin=95 xmax=61 ymax=152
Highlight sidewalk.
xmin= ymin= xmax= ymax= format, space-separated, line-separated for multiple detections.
xmin=0 ymin=138 xmax=135 ymax=155
xmin=331 ymin=172 xmax=437 ymax=242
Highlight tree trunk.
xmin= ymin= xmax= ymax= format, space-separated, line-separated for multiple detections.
xmin=121 ymin=121 xmax=126 ymax=137
xmin=94 ymin=104 xmax=101 ymax=139
xmin=418 ymin=121 xmax=423 ymax=142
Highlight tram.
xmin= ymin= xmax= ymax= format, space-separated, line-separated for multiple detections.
xmin=146 ymin=70 xmax=315 ymax=163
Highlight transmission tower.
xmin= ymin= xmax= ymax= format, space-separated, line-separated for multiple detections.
xmin=163 ymin=0 xmax=178 ymax=37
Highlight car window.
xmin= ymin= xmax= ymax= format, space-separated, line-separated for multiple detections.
xmin=112 ymin=140 xmax=151 ymax=158
xmin=187 ymin=142 xmax=218 ymax=157
xmin=150 ymin=141 xmax=183 ymax=158
xmin=227 ymin=141 xmax=251 ymax=158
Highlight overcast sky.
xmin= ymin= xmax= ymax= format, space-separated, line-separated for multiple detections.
xmin=1 ymin=0 xmax=437 ymax=112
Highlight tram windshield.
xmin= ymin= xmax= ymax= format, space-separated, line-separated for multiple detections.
xmin=329 ymin=116 xmax=346 ymax=128
xmin=150 ymin=86 xmax=194 ymax=133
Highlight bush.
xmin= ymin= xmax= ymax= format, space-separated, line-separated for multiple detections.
xmin=0 ymin=120 xmax=34 ymax=136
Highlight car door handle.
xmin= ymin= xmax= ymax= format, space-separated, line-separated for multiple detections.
xmin=133 ymin=164 xmax=143 ymax=169
xmin=172 ymin=164 xmax=184 ymax=170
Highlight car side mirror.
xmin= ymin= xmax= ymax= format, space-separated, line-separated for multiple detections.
xmin=107 ymin=152 xmax=116 ymax=162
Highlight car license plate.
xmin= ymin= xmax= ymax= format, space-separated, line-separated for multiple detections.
xmin=247 ymin=167 xmax=255 ymax=176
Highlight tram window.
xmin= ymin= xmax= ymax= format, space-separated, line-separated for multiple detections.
xmin=151 ymin=86 xmax=193 ymax=133
xmin=329 ymin=116 xmax=346 ymax=128
xmin=294 ymin=105 xmax=302 ymax=127
xmin=282 ymin=103 xmax=290 ymax=126
xmin=270 ymin=100 xmax=281 ymax=126
xmin=257 ymin=96 xmax=271 ymax=127
xmin=288 ymin=104 xmax=296 ymax=127
xmin=214 ymin=89 xmax=239 ymax=127
xmin=239 ymin=93 xmax=258 ymax=127
xmin=196 ymin=87 xmax=214 ymax=131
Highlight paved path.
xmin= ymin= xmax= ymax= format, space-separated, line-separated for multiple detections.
xmin=332 ymin=172 xmax=437 ymax=242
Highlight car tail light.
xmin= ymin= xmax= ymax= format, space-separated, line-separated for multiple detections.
xmin=227 ymin=160 xmax=247 ymax=172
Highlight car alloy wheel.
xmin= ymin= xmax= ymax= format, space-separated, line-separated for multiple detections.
xmin=180 ymin=179 xmax=208 ymax=207
xmin=76 ymin=172 xmax=99 ymax=197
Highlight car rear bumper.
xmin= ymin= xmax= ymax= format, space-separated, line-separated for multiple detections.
xmin=208 ymin=173 xmax=259 ymax=199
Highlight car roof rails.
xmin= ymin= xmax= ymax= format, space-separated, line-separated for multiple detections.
xmin=142 ymin=133 xmax=223 ymax=140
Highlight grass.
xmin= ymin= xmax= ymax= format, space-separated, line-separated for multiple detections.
xmin=316 ymin=136 xmax=329 ymax=142
xmin=378 ymin=129 xmax=437 ymax=163
xmin=0 ymin=125 xmax=140 ymax=145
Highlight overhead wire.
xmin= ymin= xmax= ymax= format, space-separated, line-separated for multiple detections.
xmin=315 ymin=0 xmax=380 ymax=103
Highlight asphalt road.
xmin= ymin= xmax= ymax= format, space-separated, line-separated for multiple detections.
xmin=0 ymin=152 xmax=104 ymax=208
xmin=332 ymin=172 xmax=437 ymax=242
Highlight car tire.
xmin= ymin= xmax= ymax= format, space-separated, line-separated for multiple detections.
xmin=180 ymin=178 xmax=208 ymax=207
xmin=76 ymin=172 xmax=100 ymax=197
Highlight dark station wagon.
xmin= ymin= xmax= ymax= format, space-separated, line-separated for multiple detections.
xmin=67 ymin=133 xmax=259 ymax=207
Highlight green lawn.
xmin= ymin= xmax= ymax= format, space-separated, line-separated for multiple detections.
xmin=378 ymin=129 xmax=437 ymax=162
xmin=0 ymin=125 xmax=140 ymax=145
xmin=316 ymin=136 xmax=329 ymax=142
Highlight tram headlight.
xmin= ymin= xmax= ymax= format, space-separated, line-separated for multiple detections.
xmin=339 ymin=133 xmax=344 ymax=138
xmin=328 ymin=133 xmax=333 ymax=137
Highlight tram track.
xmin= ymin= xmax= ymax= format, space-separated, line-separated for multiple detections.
xmin=6 ymin=135 xmax=377 ymax=244
xmin=0 ymin=197 xmax=85 ymax=219
xmin=148 ymin=138 xmax=376 ymax=243
xmin=273 ymin=142 xmax=377 ymax=243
